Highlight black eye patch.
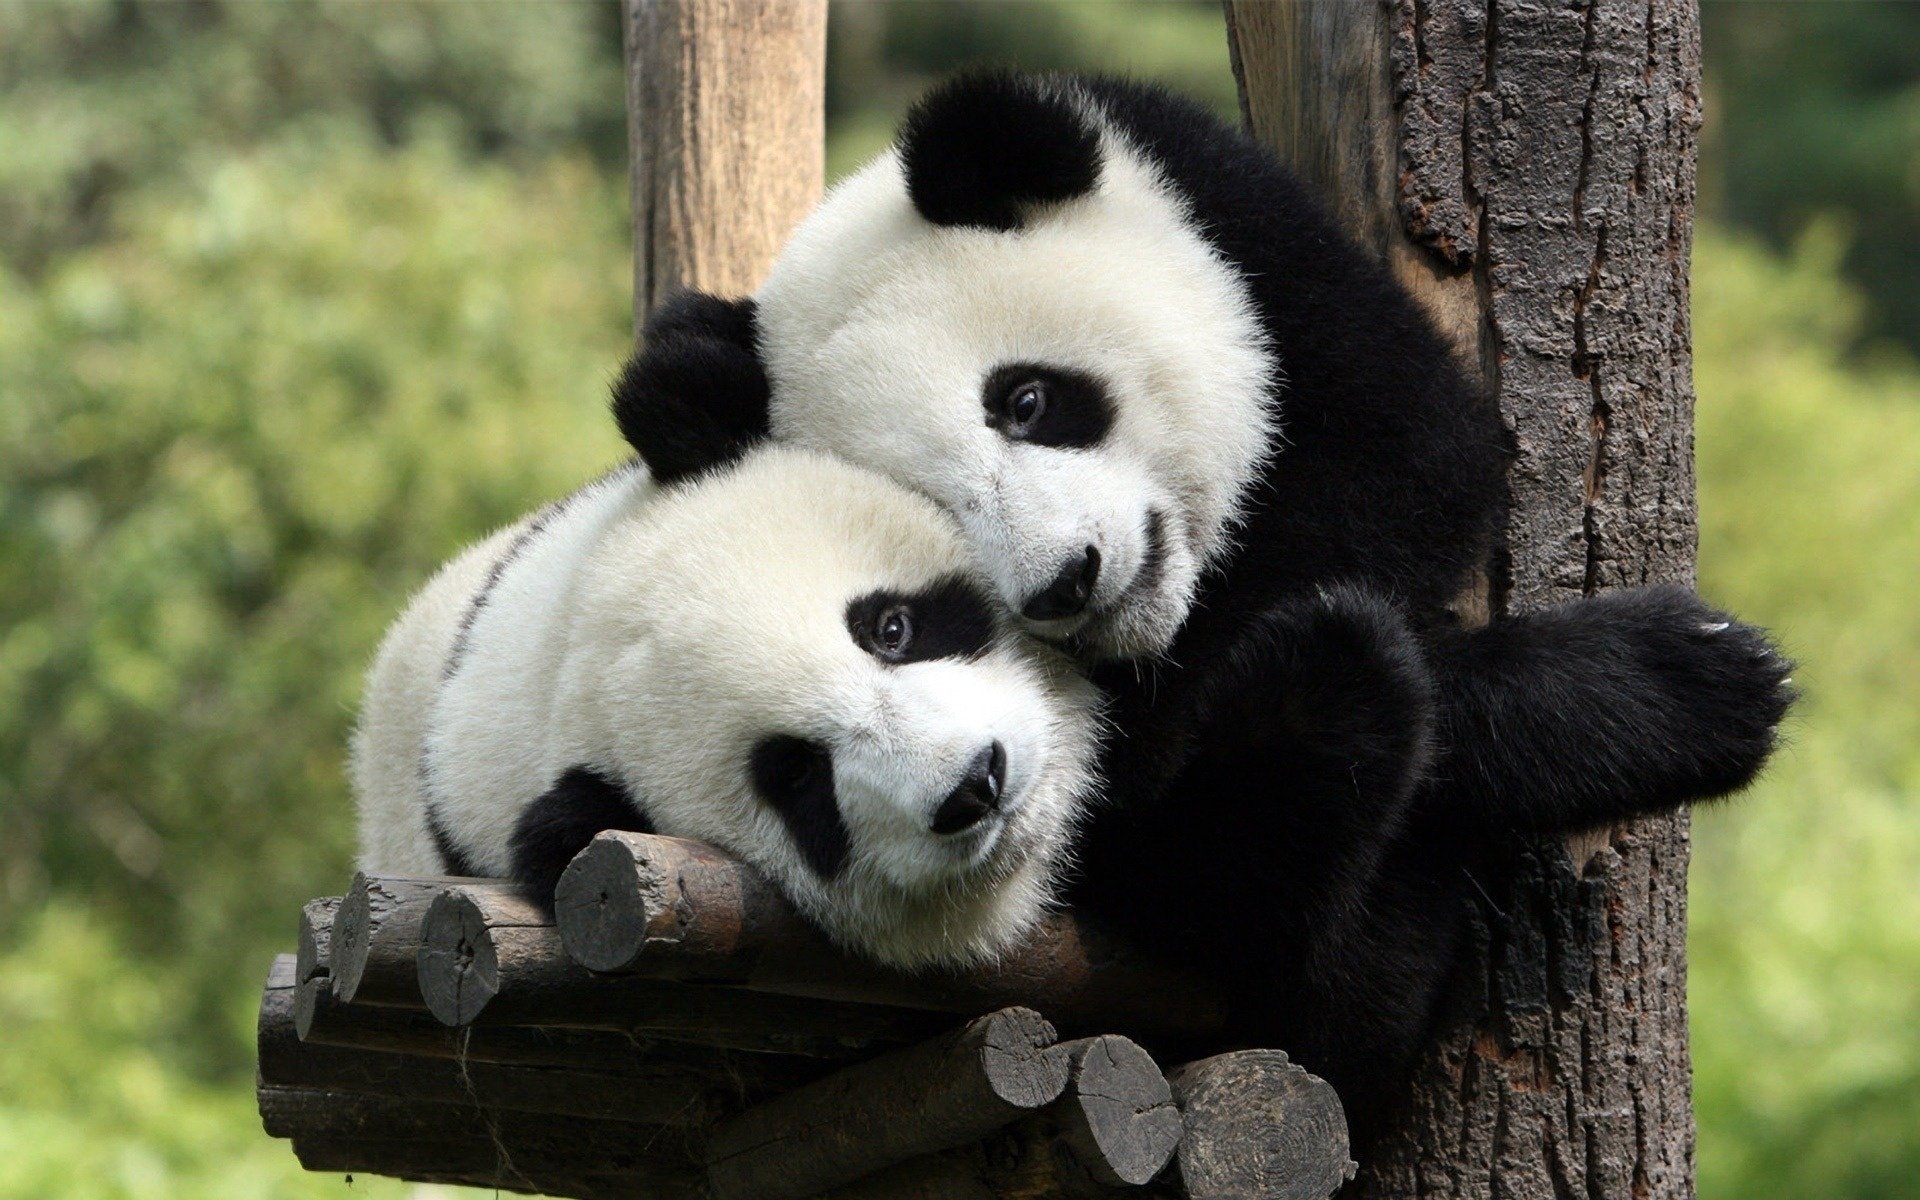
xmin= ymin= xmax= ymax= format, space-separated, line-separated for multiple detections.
xmin=982 ymin=363 xmax=1116 ymax=449
xmin=750 ymin=736 xmax=848 ymax=879
xmin=847 ymin=575 xmax=997 ymax=664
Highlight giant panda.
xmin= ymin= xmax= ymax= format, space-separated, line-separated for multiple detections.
xmin=352 ymin=444 xmax=1102 ymax=968
xmin=608 ymin=72 xmax=1794 ymax=1137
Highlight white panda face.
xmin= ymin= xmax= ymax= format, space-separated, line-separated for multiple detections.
xmin=570 ymin=447 xmax=1101 ymax=967
xmin=755 ymin=136 xmax=1275 ymax=662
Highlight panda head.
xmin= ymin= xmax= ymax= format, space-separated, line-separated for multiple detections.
xmin=572 ymin=445 xmax=1102 ymax=967
xmin=613 ymin=72 xmax=1275 ymax=662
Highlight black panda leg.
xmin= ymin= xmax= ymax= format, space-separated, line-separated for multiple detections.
xmin=1075 ymin=587 xmax=1461 ymax=1148
xmin=1428 ymin=584 xmax=1795 ymax=836
xmin=1079 ymin=585 xmax=1437 ymax=949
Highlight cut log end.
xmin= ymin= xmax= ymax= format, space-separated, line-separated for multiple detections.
xmin=296 ymin=896 xmax=342 ymax=987
xmin=415 ymin=886 xmax=498 ymax=1027
xmin=1169 ymin=1050 xmax=1354 ymax=1200
xmin=1055 ymin=1035 xmax=1182 ymax=1187
xmin=554 ymin=830 xmax=673 ymax=972
xmin=978 ymin=1006 xmax=1073 ymax=1110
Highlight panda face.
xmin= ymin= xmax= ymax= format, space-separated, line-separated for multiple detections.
xmin=753 ymin=127 xmax=1274 ymax=662
xmin=569 ymin=447 xmax=1101 ymax=967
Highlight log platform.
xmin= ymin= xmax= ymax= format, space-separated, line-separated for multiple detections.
xmin=258 ymin=830 xmax=1355 ymax=1198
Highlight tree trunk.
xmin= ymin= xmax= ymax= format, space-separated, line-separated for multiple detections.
xmin=1225 ymin=2 xmax=1703 ymax=1197
xmin=624 ymin=0 xmax=827 ymax=326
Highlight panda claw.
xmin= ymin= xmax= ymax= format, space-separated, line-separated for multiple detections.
xmin=1700 ymin=621 xmax=1732 ymax=634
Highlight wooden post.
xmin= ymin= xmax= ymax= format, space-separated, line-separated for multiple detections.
xmin=625 ymin=0 xmax=828 ymax=325
xmin=1225 ymin=1 xmax=1704 ymax=1196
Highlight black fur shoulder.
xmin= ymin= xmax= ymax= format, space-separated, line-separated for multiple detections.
xmin=1074 ymin=75 xmax=1513 ymax=641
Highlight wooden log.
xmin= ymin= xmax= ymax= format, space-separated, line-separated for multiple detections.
xmin=260 ymin=956 xmax=736 ymax=1128
xmin=329 ymin=873 xmax=495 ymax=1006
xmin=556 ymin=830 xmax=1230 ymax=1041
xmin=703 ymin=1007 xmax=1070 ymax=1200
xmin=625 ymin=0 xmax=827 ymax=320
xmin=270 ymin=1089 xmax=703 ymax=1199
xmin=816 ymin=1035 xmax=1180 ymax=1200
xmin=1052 ymin=1035 xmax=1182 ymax=1188
xmin=416 ymin=881 xmax=944 ymax=1057
xmin=1166 ymin=1051 xmax=1354 ymax=1200
xmin=294 ymin=967 xmax=825 ymax=1096
xmin=295 ymin=896 xmax=341 ymax=986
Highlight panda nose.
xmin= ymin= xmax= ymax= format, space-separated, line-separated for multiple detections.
xmin=931 ymin=742 xmax=1007 ymax=835
xmin=1021 ymin=546 xmax=1101 ymax=621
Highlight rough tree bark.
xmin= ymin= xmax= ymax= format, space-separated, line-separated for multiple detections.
xmin=624 ymin=0 xmax=827 ymax=325
xmin=1225 ymin=2 xmax=1703 ymax=1197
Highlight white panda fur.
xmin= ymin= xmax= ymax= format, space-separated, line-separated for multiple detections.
xmin=352 ymin=446 xmax=1102 ymax=968
xmin=752 ymin=96 xmax=1273 ymax=661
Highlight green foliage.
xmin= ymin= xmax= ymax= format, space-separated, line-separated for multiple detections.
xmin=0 ymin=0 xmax=624 ymax=276
xmin=1689 ymin=226 xmax=1920 ymax=1200
xmin=0 ymin=905 xmax=415 ymax=1199
xmin=0 ymin=128 xmax=633 ymax=1078
xmin=1701 ymin=1 xmax=1920 ymax=354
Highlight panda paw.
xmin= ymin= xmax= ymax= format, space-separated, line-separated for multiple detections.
xmin=1194 ymin=584 xmax=1438 ymax=797
xmin=1638 ymin=591 xmax=1796 ymax=798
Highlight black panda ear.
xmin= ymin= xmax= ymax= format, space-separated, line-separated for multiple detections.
xmin=612 ymin=290 xmax=771 ymax=485
xmin=898 ymin=70 xmax=1103 ymax=232
xmin=509 ymin=766 xmax=653 ymax=912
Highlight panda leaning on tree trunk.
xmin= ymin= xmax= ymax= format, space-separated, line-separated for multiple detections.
xmin=612 ymin=71 xmax=1795 ymax=1148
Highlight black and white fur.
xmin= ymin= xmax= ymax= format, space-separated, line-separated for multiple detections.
xmin=353 ymin=445 xmax=1101 ymax=968
xmin=609 ymin=73 xmax=1794 ymax=1139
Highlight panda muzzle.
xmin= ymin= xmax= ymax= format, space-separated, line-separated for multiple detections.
xmin=930 ymin=741 xmax=1008 ymax=835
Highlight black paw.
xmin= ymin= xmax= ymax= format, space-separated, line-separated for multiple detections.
xmin=1197 ymin=585 xmax=1439 ymax=792
xmin=1618 ymin=588 xmax=1796 ymax=798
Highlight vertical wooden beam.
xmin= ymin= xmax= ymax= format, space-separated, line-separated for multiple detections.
xmin=625 ymin=0 xmax=827 ymax=327
xmin=1226 ymin=1 xmax=1705 ymax=1196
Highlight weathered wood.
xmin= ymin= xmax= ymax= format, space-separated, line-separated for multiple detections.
xmin=1053 ymin=1035 xmax=1183 ymax=1188
xmin=704 ymin=1007 xmax=1070 ymax=1200
xmin=416 ymin=881 xmax=943 ymax=1056
xmin=1166 ymin=1051 xmax=1353 ymax=1200
xmin=1228 ymin=2 xmax=1705 ymax=1196
xmin=261 ymin=957 xmax=734 ymax=1128
xmin=767 ymin=1036 xmax=1177 ymax=1200
xmin=625 ymin=0 xmax=827 ymax=321
xmin=556 ymin=830 xmax=1230 ymax=1041
xmin=272 ymin=1087 xmax=703 ymax=1200
xmin=329 ymin=873 xmax=496 ymax=1006
xmin=293 ymin=970 xmax=824 ymax=1101
xmin=295 ymin=896 xmax=341 ymax=987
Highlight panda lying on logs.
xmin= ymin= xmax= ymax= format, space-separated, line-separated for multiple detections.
xmin=352 ymin=445 xmax=1101 ymax=967
xmin=612 ymin=71 xmax=1796 ymax=1140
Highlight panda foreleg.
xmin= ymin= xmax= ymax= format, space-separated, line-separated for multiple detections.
xmin=1148 ymin=584 xmax=1440 ymax=942
xmin=1427 ymin=584 xmax=1795 ymax=836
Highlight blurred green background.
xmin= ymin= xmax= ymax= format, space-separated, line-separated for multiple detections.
xmin=1 ymin=2 xmax=1914 ymax=1197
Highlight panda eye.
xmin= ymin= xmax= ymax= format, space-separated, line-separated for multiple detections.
xmin=1006 ymin=381 xmax=1048 ymax=433
xmin=982 ymin=363 xmax=1113 ymax=448
xmin=872 ymin=605 xmax=915 ymax=660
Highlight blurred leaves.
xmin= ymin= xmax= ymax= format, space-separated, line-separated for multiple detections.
xmin=0 ymin=125 xmax=632 ymax=1074
xmin=1690 ymin=225 xmax=1920 ymax=1200
xmin=1701 ymin=1 xmax=1920 ymax=355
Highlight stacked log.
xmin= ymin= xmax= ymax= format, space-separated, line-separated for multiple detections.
xmin=258 ymin=831 xmax=1355 ymax=1199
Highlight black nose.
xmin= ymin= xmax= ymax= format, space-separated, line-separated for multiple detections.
xmin=1020 ymin=546 xmax=1101 ymax=621
xmin=931 ymin=742 xmax=1007 ymax=835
